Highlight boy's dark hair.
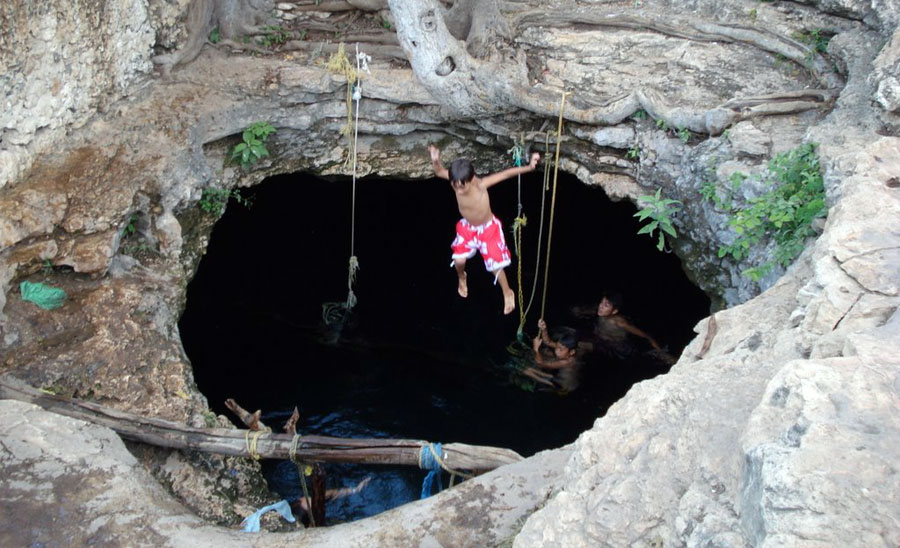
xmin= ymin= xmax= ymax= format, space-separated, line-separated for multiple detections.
xmin=603 ymin=290 xmax=623 ymax=311
xmin=551 ymin=326 xmax=578 ymax=350
xmin=449 ymin=158 xmax=475 ymax=185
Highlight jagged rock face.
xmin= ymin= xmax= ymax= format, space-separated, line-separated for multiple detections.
xmin=1 ymin=0 xmax=899 ymax=545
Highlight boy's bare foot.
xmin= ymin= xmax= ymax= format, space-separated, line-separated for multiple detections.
xmin=503 ymin=288 xmax=516 ymax=315
xmin=457 ymin=272 xmax=468 ymax=298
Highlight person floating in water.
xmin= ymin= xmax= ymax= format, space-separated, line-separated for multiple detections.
xmin=573 ymin=291 xmax=674 ymax=364
xmin=522 ymin=318 xmax=585 ymax=392
xmin=428 ymin=144 xmax=541 ymax=315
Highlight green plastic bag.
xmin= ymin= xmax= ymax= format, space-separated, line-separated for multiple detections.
xmin=20 ymin=281 xmax=67 ymax=310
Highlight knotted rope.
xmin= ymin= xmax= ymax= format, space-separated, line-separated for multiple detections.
xmin=323 ymin=44 xmax=370 ymax=327
xmin=418 ymin=442 xmax=474 ymax=498
xmin=514 ymin=131 xmax=553 ymax=341
xmin=244 ymin=427 xmax=271 ymax=461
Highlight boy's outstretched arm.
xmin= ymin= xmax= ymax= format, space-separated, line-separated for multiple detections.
xmin=481 ymin=152 xmax=541 ymax=188
xmin=428 ymin=144 xmax=449 ymax=180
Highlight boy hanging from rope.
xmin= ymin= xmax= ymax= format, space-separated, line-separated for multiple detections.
xmin=429 ymin=144 xmax=541 ymax=314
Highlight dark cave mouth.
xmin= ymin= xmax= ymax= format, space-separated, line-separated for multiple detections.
xmin=178 ymin=168 xmax=710 ymax=521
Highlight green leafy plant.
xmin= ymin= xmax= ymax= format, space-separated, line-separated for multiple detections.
xmin=701 ymin=172 xmax=745 ymax=211
xmin=231 ymin=121 xmax=276 ymax=169
xmin=655 ymin=118 xmax=669 ymax=132
xmin=631 ymin=108 xmax=648 ymax=120
xmin=635 ymin=189 xmax=683 ymax=251
xmin=209 ymin=26 xmax=221 ymax=44
xmin=717 ymin=143 xmax=826 ymax=280
xmin=380 ymin=16 xmax=392 ymax=30
xmin=123 ymin=213 xmax=138 ymax=236
xmin=677 ymin=127 xmax=691 ymax=143
xmin=626 ymin=145 xmax=640 ymax=160
xmin=257 ymin=25 xmax=290 ymax=48
xmin=199 ymin=187 xmax=252 ymax=216
xmin=792 ymin=28 xmax=830 ymax=54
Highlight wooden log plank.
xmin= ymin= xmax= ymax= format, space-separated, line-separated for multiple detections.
xmin=0 ymin=377 xmax=522 ymax=472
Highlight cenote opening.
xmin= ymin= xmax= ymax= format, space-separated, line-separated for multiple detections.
xmin=179 ymin=167 xmax=710 ymax=524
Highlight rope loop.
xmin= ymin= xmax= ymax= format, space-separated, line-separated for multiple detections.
xmin=244 ymin=427 xmax=271 ymax=461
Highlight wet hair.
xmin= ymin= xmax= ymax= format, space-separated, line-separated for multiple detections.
xmin=449 ymin=158 xmax=475 ymax=185
xmin=602 ymin=290 xmax=623 ymax=311
xmin=551 ymin=326 xmax=578 ymax=351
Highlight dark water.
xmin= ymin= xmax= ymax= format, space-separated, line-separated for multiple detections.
xmin=179 ymin=168 xmax=710 ymax=522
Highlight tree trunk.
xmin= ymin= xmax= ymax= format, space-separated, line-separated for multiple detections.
xmin=0 ymin=377 xmax=522 ymax=472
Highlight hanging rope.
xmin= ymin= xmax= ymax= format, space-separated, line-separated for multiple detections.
xmin=289 ymin=434 xmax=316 ymax=527
xmin=539 ymin=91 xmax=569 ymax=321
xmin=323 ymin=44 xmax=370 ymax=327
xmin=514 ymin=131 xmax=553 ymax=341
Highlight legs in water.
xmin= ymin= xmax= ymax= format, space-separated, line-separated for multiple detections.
xmin=455 ymin=258 xmax=468 ymax=298
xmin=495 ymin=268 xmax=515 ymax=315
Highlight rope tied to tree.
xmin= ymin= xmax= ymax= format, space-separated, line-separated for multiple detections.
xmin=244 ymin=427 xmax=271 ymax=461
xmin=289 ymin=433 xmax=316 ymax=527
xmin=418 ymin=442 xmax=473 ymax=498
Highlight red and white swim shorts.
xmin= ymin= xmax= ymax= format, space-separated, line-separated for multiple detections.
xmin=450 ymin=216 xmax=512 ymax=273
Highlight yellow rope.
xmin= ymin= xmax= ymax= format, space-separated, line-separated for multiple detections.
xmin=515 ymin=131 xmax=554 ymax=339
xmin=540 ymin=91 xmax=569 ymax=320
xmin=244 ymin=428 xmax=270 ymax=461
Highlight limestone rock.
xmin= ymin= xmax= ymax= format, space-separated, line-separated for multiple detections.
xmin=870 ymin=27 xmax=900 ymax=110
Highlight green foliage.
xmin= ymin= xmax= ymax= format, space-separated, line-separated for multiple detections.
xmin=634 ymin=189 xmax=682 ymax=251
xmin=792 ymin=29 xmax=830 ymax=54
xmin=655 ymin=118 xmax=669 ymax=132
xmin=380 ymin=16 xmax=392 ymax=30
xmin=631 ymin=108 xmax=648 ymax=120
xmin=677 ymin=127 xmax=691 ymax=143
xmin=701 ymin=172 xmax=744 ymax=211
xmin=209 ymin=26 xmax=221 ymax=44
xmin=199 ymin=187 xmax=252 ymax=217
xmin=257 ymin=25 xmax=290 ymax=48
xmin=716 ymin=143 xmax=827 ymax=280
xmin=626 ymin=145 xmax=640 ymax=160
xmin=124 ymin=213 xmax=138 ymax=236
xmin=231 ymin=121 xmax=276 ymax=170
xmin=748 ymin=8 xmax=757 ymax=20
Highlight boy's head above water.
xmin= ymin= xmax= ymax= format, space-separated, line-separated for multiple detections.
xmin=551 ymin=326 xmax=578 ymax=359
xmin=449 ymin=158 xmax=475 ymax=187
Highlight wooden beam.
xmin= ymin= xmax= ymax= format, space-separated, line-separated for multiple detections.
xmin=0 ymin=377 xmax=522 ymax=472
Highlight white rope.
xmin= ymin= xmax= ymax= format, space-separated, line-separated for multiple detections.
xmin=346 ymin=44 xmax=370 ymax=312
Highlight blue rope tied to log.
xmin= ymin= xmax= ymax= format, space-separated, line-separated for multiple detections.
xmin=418 ymin=442 xmax=444 ymax=498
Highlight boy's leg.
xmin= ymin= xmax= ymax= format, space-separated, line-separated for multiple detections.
xmin=455 ymin=257 xmax=468 ymax=298
xmin=495 ymin=268 xmax=515 ymax=314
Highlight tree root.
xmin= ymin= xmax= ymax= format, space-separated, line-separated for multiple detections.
xmin=505 ymin=83 xmax=835 ymax=134
xmin=512 ymin=11 xmax=843 ymax=88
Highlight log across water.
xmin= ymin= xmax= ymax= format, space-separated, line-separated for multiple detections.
xmin=0 ymin=376 xmax=522 ymax=472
